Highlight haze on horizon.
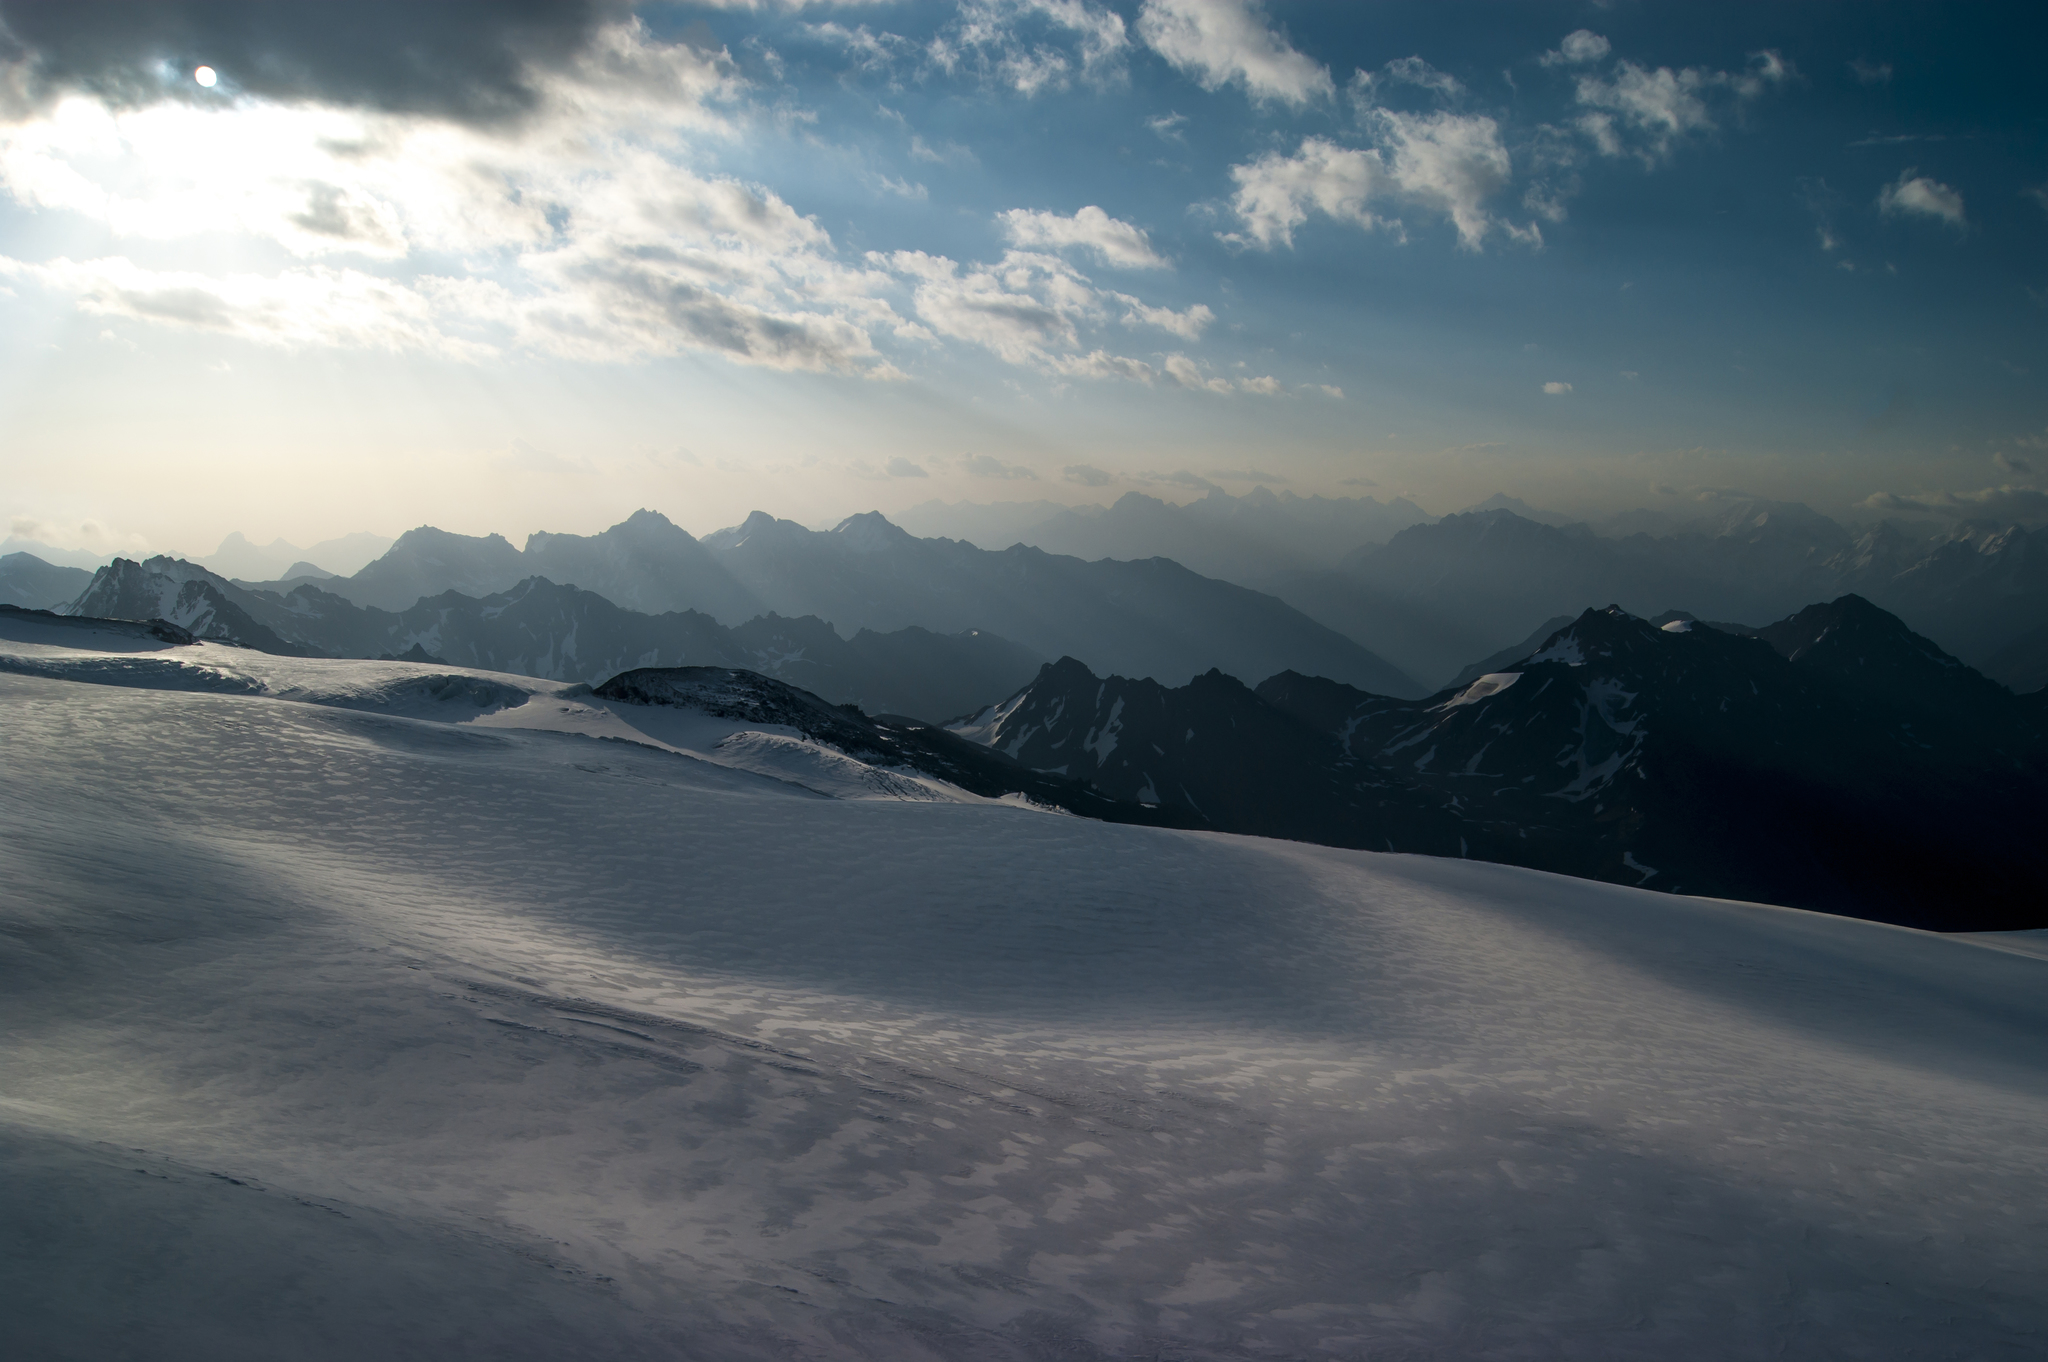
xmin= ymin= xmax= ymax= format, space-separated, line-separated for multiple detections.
xmin=1 ymin=1 xmax=2042 ymax=560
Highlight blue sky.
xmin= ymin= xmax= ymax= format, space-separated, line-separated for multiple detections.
xmin=0 ymin=1 xmax=2041 ymax=555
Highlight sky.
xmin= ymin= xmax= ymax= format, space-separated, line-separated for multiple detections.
xmin=0 ymin=0 xmax=2043 ymax=558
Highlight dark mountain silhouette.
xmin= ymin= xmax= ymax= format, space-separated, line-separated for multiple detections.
xmin=593 ymin=666 xmax=1199 ymax=830
xmin=954 ymin=598 xmax=2046 ymax=930
xmin=1984 ymin=623 xmax=2048 ymax=694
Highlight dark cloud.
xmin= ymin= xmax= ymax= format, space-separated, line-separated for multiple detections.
xmin=885 ymin=457 xmax=927 ymax=478
xmin=1063 ymin=464 xmax=1113 ymax=487
xmin=0 ymin=0 xmax=632 ymax=124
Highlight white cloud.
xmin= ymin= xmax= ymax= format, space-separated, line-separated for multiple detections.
xmin=886 ymin=456 xmax=928 ymax=478
xmin=1110 ymin=293 xmax=1212 ymax=339
xmin=0 ymin=19 xmax=929 ymax=375
xmin=1572 ymin=49 xmax=1790 ymax=163
xmin=1376 ymin=56 xmax=1464 ymax=98
xmin=1226 ymin=137 xmax=1389 ymax=249
xmin=1541 ymin=30 xmax=1612 ymax=67
xmin=1878 ymin=170 xmax=1966 ymax=228
xmin=1047 ymin=348 xmax=1158 ymax=383
xmin=999 ymin=205 xmax=1167 ymax=269
xmin=1145 ymin=111 xmax=1188 ymax=141
xmin=0 ymin=254 xmax=491 ymax=359
xmin=1064 ymin=463 xmax=1115 ymax=486
xmin=1162 ymin=352 xmax=1281 ymax=395
xmin=872 ymin=246 xmax=1211 ymax=386
xmin=1849 ymin=58 xmax=1893 ymax=85
xmin=1542 ymin=381 xmax=1572 ymax=394
xmin=1136 ymin=0 xmax=1333 ymax=107
xmin=1225 ymin=111 xmax=1536 ymax=252
xmin=932 ymin=0 xmax=1132 ymax=95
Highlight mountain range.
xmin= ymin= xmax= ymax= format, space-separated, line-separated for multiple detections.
xmin=236 ymin=508 xmax=1422 ymax=695
xmin=892 ymin=486 xmax=1436 ymax=581
xmin=1269 ymin=504 xmax=2048 ymax=687
xmin=0 ymin=551 xmax=93 ymax=610
xmin=65 ymin=556 xmax=1044 ymax=722
xmin=950 ymin=596 xmax=2046 ymax=931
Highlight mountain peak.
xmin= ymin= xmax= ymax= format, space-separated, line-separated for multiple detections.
xmin=832 ymin=511 xmax=912 ymax=553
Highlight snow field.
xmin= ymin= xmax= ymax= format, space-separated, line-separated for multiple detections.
xmin=1 ymin=638 xmax=2045 ymax=1358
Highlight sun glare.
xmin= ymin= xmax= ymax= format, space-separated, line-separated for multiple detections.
xmin=193 ymin=66 xmax=218 ymax=88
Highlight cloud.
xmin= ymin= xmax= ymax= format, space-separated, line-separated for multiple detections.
xmin=0 ymin=21 xmax=937 ymax=375
xmin=873 ymin=247 xmax=1189 ymax=385
xmin=928 ymin=0 xmax=1132 ymax=96
xmin=961 ymin=453 xmax=1038 ymax=480
xmin=1540 ymin=30 xmax=1612 ymax=68
xmin=1356 ymin=56 xmax=1463 ymax=101
xmin=1572 ymin=49 xmax=1791 ymax=163
xmin=1161 ymin=352 xmax=1280 ymax=394
xmin=885 ymin=456 xmax=928 ymax=478
xmin=1207 ymin=467 xmax=1288 ymax=483
xmin=1993 ymin=451 xmax=2032 ymax=475
xmin=1047 ymin=348 xmax=1158 ymax=382
xmin=1063 ymin=463 xmax=1114 ymax=486
xmin=0 ymin=0 xmax=640 ymax=126
xmin=1878 ymin=170 xmax=1966 ymax=228
xmin=1225 ymin=111 xmax=1536 ymax=252
xmin=1110 ymin=293 xmax=1212 ymax=339
xmin=909 ymin=135 xmax=978 ymax=167
xmin=1857 ymin=486 xmax=2048 ymax=524
xmin=1144 ymin=111 xmax=1187 ymax=140
xmin=1339 ymin=476 xmax=1376 ymax=486
xmin=1849 ymin=58 xmax=1893 ymax=86
xmin=0 ymin=253 xmax=491 ymax=358
xmin=1142 ymin=469 xmax=1220 ymax=489
xmin=999 ymin=205 xmax=1167 ymax=269
xmin=1136 ymin=0 xmax=1332 ymax=107
xmin=1542 ymin=381 xmax=1572 ymax=394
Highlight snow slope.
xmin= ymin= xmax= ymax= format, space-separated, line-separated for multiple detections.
xmin=2 ymin=634 xmax=2045 ymax=1358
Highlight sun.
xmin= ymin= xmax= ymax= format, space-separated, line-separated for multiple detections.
xmin=193 ymin=66 xmax=217 ymax=88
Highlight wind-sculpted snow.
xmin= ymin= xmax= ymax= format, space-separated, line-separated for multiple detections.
xmin=2 ymin=652 xmax=2046 ymax=1358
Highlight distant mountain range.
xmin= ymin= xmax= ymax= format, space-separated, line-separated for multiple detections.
xmin=238 ymin=508 xmax=1421 ymax=696
xmin=950 ymin=596 xmax=2047 ymax=931
xmin=892 ymin=486 xmax=1436 ymax=580
xmin=0 ymin=552 xmax=94 ymax=610
xmin=65 ymin=556 xmax=1045 ymax=722
xmin=1269 ymin=504 xmax=2048 ymax=688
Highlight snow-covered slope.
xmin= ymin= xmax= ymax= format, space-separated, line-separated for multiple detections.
xmin=3 ymin=633 xmax=2046 ymax=1358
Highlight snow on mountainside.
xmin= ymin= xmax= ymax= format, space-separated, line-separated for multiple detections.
xmin=957 ymin=600 xmax=2048 ymax=930
xmin=0 ymin=615 xmax=1081 ymax=813
xmin=3 ymin=621 xmax=2046 ymax=1358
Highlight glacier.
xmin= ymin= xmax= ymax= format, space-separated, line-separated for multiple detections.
xmin=2 ymin=619 xmax=2044 ymax=1358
